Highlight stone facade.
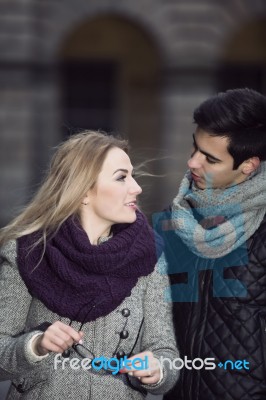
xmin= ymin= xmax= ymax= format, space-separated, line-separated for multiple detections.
xmin=0 ymin=0 xmax=266 ymax=225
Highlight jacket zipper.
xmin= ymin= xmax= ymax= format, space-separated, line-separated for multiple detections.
xmin=187 ymin=259 xmax=213 ymax=400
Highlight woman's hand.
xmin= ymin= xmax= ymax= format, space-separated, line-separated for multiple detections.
xmin=120 ymin=351 xmax=161 ymax=385
xmin=32 ymin=320 xmax=84 ymax=356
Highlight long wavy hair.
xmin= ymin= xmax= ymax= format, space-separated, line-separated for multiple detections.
xmin=0 ymin=131 xmax=128 ymax=247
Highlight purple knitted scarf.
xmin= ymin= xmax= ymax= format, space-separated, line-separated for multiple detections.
xmin=17 ymin=211 xmax=157 ymax=323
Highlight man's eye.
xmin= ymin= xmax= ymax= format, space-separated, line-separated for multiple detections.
xmin=206 ymin=157 xmax=216 ymax=164
xmin=190 ymin=143 xmax=197 ymax=157
xmin=190 ymin=149 xmax=197 ymax=158
xmin=117 ymin=175 xmax=126 ymax=181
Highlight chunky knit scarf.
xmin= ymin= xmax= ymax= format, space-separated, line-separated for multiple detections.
xmin=171 ymin=162 xmax=266 ymax=258
xmin=17 ymin=211 xmax=157 ymax=323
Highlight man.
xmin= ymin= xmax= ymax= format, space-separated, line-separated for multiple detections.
xmin=158 ymin=88 xmax=266 ymax=399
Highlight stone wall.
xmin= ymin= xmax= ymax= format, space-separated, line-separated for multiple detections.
xmin=0 ymin=0 xmax=266 ymax=225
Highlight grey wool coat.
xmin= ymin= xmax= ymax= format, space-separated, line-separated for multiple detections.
xmin=0 ymin=240 xmax=179 ymax=400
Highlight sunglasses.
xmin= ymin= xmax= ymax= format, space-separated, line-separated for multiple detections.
xmin=61 ymin=300 xmax=146 ymax=394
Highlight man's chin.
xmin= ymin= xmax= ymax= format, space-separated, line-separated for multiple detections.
xmin=194 ymin=181 xmax=205 ymax=190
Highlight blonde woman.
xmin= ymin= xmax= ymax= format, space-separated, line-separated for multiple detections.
xmin=0 ymin=131 xmax=178 ymax=399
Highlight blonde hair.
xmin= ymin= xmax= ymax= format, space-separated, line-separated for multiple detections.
xmin=0 ymin=131 xmax=128 ymax=246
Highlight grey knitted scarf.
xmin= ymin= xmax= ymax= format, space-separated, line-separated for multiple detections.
xmin=171 ymin=162 xmax=266 ymax=258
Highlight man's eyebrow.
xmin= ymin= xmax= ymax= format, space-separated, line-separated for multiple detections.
xmin=112 ymin=168 xmax=129 ymax=175
xmin=192 ymin=134 xmax=222 ymax=162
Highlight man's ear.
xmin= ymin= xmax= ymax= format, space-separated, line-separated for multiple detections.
xmin=242 ymin=157 xmax=260 ymax=175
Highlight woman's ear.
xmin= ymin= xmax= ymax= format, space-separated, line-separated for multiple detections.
xmin=81 ymin=192 xmax=90 ymax=206
xmin=242 ymin=157 xmax=260 ymax=175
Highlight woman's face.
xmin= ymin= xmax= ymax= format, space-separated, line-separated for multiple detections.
xmin=85 ymin=147 xmax=142 ymax=228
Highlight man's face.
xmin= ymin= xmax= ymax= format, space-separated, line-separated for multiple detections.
xmin=187 ymin=128 xmax=247 ymax=189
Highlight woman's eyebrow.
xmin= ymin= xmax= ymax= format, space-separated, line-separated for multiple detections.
xmin=112 ymin=168 xmax=128 ymax=175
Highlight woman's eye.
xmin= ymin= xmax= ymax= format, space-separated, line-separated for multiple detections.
xmin=117 ymin=175 xmax=126 ymax=181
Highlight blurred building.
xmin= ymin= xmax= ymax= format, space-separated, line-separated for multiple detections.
xmin=1 ymin=0 xmax=266 ymax=226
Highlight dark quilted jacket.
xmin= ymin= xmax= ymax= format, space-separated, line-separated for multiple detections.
xmin=162 ymin=213 xmax=266 ymax=400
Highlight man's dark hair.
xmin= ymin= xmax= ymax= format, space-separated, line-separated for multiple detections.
xmin=193 ymin=88 xmax=266 ymax=169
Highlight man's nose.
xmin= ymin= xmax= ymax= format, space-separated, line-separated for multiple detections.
xmin=187 ymin=151 xmax=203 ymax=169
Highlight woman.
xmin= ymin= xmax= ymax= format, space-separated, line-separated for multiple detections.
xmin=0 ymin=131 xmax=178 ymax=399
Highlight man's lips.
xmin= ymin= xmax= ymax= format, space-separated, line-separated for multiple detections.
xmin=191 ymin=172 xmax=202 ymax=182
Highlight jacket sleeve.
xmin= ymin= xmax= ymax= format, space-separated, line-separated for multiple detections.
xmin=0 ymin=240 xmax=51 ymax=383
xmin=139 ymin=252 xmax=180 ymax=395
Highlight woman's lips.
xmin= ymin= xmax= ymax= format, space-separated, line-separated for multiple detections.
xmin=125 ymin=201 xmax=137 ymax=210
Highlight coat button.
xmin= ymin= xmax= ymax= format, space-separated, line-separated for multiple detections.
xmin=116 ymin=350 xmax=125 ymax=359
xmin=17 ymin=384 xmax=25 ymax=393
xmin=120 ymin=329 xmax=129 ymax=339
xmin=122 ymin=308 xmax=130 ymax=317
xmin=62 ymin=349 xmax=71 ymax=358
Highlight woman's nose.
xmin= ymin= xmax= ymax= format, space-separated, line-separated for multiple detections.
xmin=130 ymin=179 xmax=142 ymax=195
